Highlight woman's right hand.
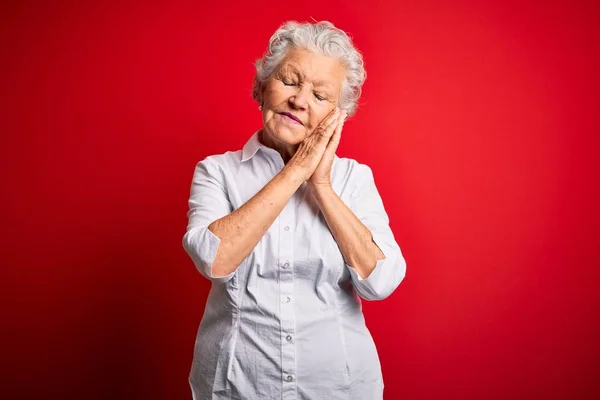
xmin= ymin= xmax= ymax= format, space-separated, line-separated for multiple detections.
xmin=286 ymin=107 xmax=343 ymax=181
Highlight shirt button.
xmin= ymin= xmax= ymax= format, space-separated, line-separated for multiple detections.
xmin=285 ymin=375 xmax=293 ymax=382
xmin=286 ymin=335 xmax=292 ymax=341
xmin=283 ymin=296 xmax=291 ymax=303
xmin=284 ymin=225 xmax=290 ymax=231
xmin=282 ymin=262 xmax=290 ymax=269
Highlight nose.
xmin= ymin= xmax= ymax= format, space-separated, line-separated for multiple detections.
xmin=288 ymin=85 xmax=311 ymax=110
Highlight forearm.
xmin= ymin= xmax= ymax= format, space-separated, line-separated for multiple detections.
xmin=208 ymin=165 xmax=304 ymax=277
xmin=310 ymin=184 xmax=385 ymax=279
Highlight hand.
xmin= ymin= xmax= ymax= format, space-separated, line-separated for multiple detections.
xmin=286 ymin=107 xmax=343 ymax=182
xmin=309 ymin=109 xmax=346 ymax=187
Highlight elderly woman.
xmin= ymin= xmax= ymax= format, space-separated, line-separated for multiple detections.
xmin=182 ymin=20 xmax=407 ymax=399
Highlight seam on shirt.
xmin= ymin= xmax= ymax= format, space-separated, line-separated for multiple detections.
xmin=209 ymin=318 xmax=233 ymax=396
xmin=336 ymin=158 xmax=356 ymax=210
xmin=225 ymin=261 xmax=243 ymax=391
xmin=210 ymin=277 xmax=242 ymax=396
xmin=334 ymin=296 xmax=352 ymax=385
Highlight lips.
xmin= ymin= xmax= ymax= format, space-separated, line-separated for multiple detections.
xmin=278 ymin=112 xmax=303 ymax=125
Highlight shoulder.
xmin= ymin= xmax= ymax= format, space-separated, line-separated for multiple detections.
xmin=199 ymin=149 xmax=242 ymax=168
xmin=334 ymin=156 xmax=376 ymax=184
xmin=192 ymin=150 xmax=243 ymax=181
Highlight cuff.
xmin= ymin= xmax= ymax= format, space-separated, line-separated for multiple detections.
xmin=345 ymin=232 xmax=406 ymax=300
xmin=182 ymin=225 xmax=236 ymax=284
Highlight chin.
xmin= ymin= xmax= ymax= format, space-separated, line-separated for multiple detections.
xmin=271 ymin=124 xmax=305 ymax=142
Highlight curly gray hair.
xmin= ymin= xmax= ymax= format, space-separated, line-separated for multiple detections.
xmin=252 ymin=20 xmax=367 ymax=116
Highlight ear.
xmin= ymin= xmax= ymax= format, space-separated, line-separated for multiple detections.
xmin=252 ymin=75 xmax=264 ymax=107
xmin=258 ymin=84 xmax=266 ymax=107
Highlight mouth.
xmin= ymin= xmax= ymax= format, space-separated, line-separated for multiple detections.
xmin=278 ymin=112 xmax=304 ymax=126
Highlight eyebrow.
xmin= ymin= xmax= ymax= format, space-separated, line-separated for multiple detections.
xmin=285 ymin=64 xmax=335 ymax=89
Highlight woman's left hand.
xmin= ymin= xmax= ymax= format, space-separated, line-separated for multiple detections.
xmin=308 ymin=109 xmax=347 ymax=187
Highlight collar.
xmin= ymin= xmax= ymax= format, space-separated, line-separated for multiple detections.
xmin=241 ymin=129 xmax=340 ymax=164
xmin=241 ymin=130 xmax=263 ymax=162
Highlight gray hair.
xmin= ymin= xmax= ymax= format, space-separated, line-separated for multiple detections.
xmin=252 ymin=20 xmax=366 ymax=116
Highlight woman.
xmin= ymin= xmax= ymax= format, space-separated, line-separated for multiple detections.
xmin=183 ymin=20 xmax=407 ymax=400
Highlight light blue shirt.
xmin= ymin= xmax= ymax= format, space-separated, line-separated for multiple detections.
xmin=182 ymin=130 xmax=407 ymax=399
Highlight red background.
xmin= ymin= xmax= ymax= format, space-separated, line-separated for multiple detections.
xmin=2 ymin=1 xmax=599 ymax=399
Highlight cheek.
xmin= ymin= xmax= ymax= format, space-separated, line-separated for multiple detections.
xmin=309 ymin=110 xmax=331 ymax=130
xmin=263 ymin=84 xmax=287 ymax=105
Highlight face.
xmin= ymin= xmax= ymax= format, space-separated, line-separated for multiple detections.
xmin=260 ymin=47 xmax=346 ymax=150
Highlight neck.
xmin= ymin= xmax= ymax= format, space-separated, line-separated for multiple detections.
xmin=259 ymin=129 xmax=299 ymax=164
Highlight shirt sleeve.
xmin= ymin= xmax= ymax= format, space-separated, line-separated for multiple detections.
xmin=182 ymin=157 xmax=237 ymax=284
xmin=345 ymin=163 xmax=407 ymax=300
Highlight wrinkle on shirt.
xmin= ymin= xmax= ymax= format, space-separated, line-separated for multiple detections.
xmin=183 ymin=130 xmax=406 ymax=399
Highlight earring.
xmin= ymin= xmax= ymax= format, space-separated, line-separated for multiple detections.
xmin=258 ymin=105 xmax=263 ymax=111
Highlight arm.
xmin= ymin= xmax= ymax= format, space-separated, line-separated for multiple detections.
xmin=182 ymin=157 xmax=304 ymax=283
xmin=183 ymin=108 xmax=342 ymax=283
xmin=310 ymin=163 xmax=407 ymax=300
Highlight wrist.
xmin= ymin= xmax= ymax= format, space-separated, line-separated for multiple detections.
xmin=309 ymin=182 xmax=334 ymax=203
xmin=280 ymin=163 xmax=307 ymax=186
xmin=310 ymin=182 xmax=333 ymax=191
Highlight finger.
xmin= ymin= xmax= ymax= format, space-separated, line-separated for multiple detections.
xmin=322 ymin=108 xmax=345 ymax=138
xmin=319 ymin=125 xmax=341 ymax=168
xmin=321 ymin=107 xmax=341 ymax=129
xmin=330 ymin=110 xmax=346 ymax=135
xmin=330 ymin=113 xmax=345 ymax=147
xmin=323 ymin=113 xmax=344 ymax=156
xmin=311 ymin=108 xmax=340 ymax=144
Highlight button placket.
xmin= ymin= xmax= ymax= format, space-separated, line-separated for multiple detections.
xmin=279 ymin=197 xmax=297 ymax=398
